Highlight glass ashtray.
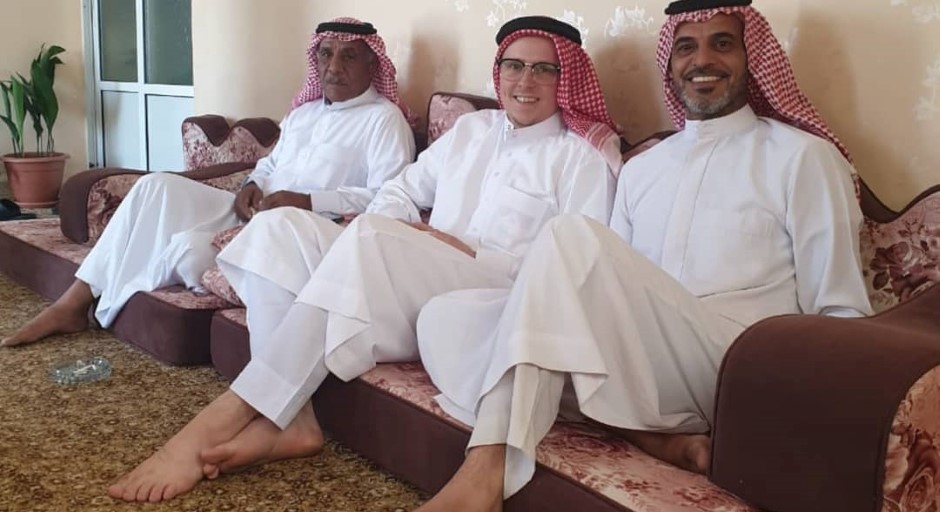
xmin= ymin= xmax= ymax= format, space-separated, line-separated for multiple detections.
xmin=49 ymin=356 xmax=112 ymax=386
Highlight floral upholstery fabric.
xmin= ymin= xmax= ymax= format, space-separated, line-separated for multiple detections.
xmin=218 ymin=308 xmax=246 ymax=325
xmin=182 ymin=122 xmax=278 ymax=171
xmin=199 ymin=265 xmax=245 ymax=307
xmin=211 ymin=225 xmax=245 ymax=251
xmin=0 ymin=218 xmax=91 ymax=264
xmin=200 ymin=266 xmax=243 ymax=307
xmin=427 ymin=94 xmax=480 ymax=146
xmin=196 ymin=225 xmax=248 ymax=308
xmin=86 ymin=174 xmax=142 ymax=244
xmin=862 ymin=191 xmax=940 ymax=312
xmin=200 ymin=169 xmax=253 ymax=194
xmin=147 ymin=285 xmax=233 ymax=310
xmin=883 ymin=366 xmax=940 ymax=512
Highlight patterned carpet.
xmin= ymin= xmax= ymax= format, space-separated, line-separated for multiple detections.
xmin=0 ymin=273 xmax=427 ymax=512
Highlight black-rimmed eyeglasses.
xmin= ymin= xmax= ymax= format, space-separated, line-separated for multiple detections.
xmin=497 ymin=58 xmax=561 ymax=85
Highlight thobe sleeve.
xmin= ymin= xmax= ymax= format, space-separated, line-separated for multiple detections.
xmin=609 ymin=160 xmax=634 ymax=242
xmin=556 ymin=146 xmax=615 ymax=224
xmin=244 ymin=112 xmax=292 ymax=192
xmin=308 ymin=110 xmax=417 ymax=216
xmin=366 ymin=126 xmax=451 ymax=222
xmin=786 ymin=142 xmax=873 ymax=318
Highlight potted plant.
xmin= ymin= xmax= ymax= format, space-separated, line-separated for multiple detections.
xmin=0 ymin=44 xmax=68 ymax=208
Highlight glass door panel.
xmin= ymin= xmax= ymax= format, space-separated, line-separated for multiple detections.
xmin=144 ymin=0 xmax=193 ymax=85
xmin=98 ymin=0 xmax=137 ymax=82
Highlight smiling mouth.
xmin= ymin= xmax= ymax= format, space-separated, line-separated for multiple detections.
xmin=513 ymin=95 xmax=538 ymax=104
xmin=690 ymin=75 xmax=724 ymax=83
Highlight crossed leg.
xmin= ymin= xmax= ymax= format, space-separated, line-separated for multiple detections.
xmin=202 ymin=401 xmax=323 ymax=479
xmin=107 ymin=390 xmax=323 ymax=502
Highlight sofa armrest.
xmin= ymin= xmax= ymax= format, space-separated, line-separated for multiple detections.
xmin=59 ymin=162 xmax=256 ymax=244
xmin=710 ymin=283 xmax=940 ymax=512
xmin=59 ymin=167 xmax=147 ymax=244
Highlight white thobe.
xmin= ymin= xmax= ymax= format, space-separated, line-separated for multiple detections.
xmin=417 ymin=105 xmax=874 ymax=496
xmin=224 ymin=110 xmax=614 ymax=428
xmin=75 ymin=87 xmax=414 ymax=327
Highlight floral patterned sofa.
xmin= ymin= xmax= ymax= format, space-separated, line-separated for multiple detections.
xmin=0 ymin=92 xmax=938 ymax=512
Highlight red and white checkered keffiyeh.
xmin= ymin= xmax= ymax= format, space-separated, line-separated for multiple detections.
xmin=656 ymin=6 xmax=852 ymax=162
xmin=494 ymin=30 xmax=622 ymax=166
xmin=291 ymin=17 xmax=417 ymax=127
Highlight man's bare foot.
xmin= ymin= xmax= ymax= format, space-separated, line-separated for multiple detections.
xmin=415 ymin=444 xmax=505 ymax=512
xmin=1 ymin=280 xmax=93 ymax=347
xmin=619 ymin=430 xmax=710 ymax=473
xmin=107 ymin=391 xmax=258 ymax=502
xmin=201 ymin=401 xmax=324 ymax=479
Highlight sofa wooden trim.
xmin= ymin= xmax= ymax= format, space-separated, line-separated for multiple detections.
xmin=183 ymin=115 xmax=281 ymax=149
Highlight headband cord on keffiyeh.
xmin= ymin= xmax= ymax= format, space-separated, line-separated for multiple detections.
xmin=494 ymin=28 xmax=623 ymax=170
xmin=656 ymin=5 xmax=853 ymax=163
xmin=291 ymin=17 xmax=418 ymax=127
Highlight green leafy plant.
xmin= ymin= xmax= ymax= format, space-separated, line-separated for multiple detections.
xmin=0 ymin=44 xmax=65 ymax=157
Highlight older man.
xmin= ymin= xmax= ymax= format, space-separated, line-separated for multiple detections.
xmin=415 ymin=1 xmax=874 ymax=510
xmin=106 ymin=16 xmax=621 ymax=503
xmin=1 ymin=18 xmax=415 ymax=347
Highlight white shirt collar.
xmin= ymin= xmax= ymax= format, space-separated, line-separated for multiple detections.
xmin=501 ymin=112 xmax=565 ymax=142
xmin=683 ymin=104 xmax=757 ymax=140
xmin=324 ymin=86 xmax=380 ymax=111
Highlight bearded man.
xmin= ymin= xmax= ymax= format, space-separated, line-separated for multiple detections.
xmin=415 ymin=2 xmax=873 ymax=510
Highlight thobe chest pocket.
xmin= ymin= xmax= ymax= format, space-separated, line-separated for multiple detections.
xmin=696 ymin=207 xmax=777 ymax=238
xmin=689 ymin=207 xmax=783 ymax=289
xmin=290 ymin=145 xmax=361 ymax=190
xmin=481 ymin=186 xmax=552 ymax=256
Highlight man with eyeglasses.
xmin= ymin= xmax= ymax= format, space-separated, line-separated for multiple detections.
xmin=106 ymin=16 xmax=621 ymax=503
xmin=417 ymin=0 xmax=871 ymax=509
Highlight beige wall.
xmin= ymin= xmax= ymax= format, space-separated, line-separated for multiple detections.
xmin=0 ymin=0 xmax=87 ymax=179
xmin=192 ymin=0 xmax=940 ymax=208
xmin=193 ymin=0 xmax=312 ymax=122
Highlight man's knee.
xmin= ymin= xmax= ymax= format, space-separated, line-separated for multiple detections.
xmin=345 ymin=213 xmax=398 ymax=237
xmin=539 ymin=214 xmax=602 ymax=249
xmin=131 ymin=172 xmax=197 ymax=202
xmin=135 ymin=171 xmax=184 ymax=192
xmin=166 ymin=231 xmax=218 ymax=287
xmin=252 ymin=207 xmax=328 ymax=231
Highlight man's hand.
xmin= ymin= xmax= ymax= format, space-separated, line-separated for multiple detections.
xmin=406 ymin=222 xmax=476 ymax=257
xmin=259 ymin=191 xmax=313 ymax=212
xmin=234 ymin=182 xmax=263 ymax=221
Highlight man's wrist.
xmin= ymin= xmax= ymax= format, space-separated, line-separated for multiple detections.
xmin=308 ymin=190 xmax=344 ymax=215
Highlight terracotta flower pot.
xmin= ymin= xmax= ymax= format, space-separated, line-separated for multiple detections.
xmin=2 ymin=152 xmax=69 ymax=208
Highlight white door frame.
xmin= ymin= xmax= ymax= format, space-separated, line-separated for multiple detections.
xmin=82 ymin=0 xmax=194 ymax=170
